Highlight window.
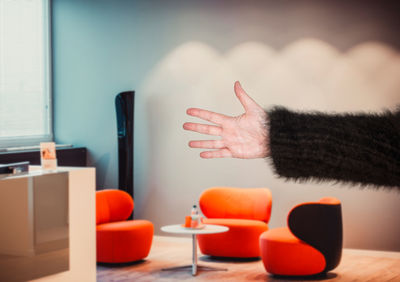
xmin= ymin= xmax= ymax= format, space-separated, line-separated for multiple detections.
xmin=0 ymin=0 xmax=51 ymax=149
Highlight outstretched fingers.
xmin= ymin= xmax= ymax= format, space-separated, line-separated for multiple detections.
xmin=200 ymin=149 xmax=232 ymax=158
xmin=186 ymin=108 xmax=229 ymax=125
xmin=183 ymin=122 xmax=222 ymax=136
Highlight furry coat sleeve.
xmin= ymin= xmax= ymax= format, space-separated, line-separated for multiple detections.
xmin=268 ymin=107 xmax=400 ymax=188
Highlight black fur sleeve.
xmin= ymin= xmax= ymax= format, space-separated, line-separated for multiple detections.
xmin=268 ymin=107 xmax=400 ymax=188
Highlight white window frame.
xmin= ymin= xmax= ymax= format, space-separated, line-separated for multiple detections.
xmin=0 ymin=0 xmax=52 ymax=150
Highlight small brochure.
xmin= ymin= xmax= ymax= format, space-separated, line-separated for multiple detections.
xmin=40 ymin=142 xmax=57 ymax=171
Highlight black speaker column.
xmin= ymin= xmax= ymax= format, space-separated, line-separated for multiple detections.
xmin=115 ymin=91 xmax=134 ymax=217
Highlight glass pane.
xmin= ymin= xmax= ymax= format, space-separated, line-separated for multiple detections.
xmin=0 ymin=0 xmax=51 ymax=145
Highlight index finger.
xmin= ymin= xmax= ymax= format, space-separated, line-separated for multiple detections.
xmin=186 ymin=108 xmax=229 ymax=125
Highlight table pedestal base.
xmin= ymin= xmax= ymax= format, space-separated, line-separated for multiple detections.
xmin=160 ymin=225 xmax=229 ymax=276
xmin=162 ymin=265 xmax=227 ymax=276
xmin=161 ymin=234 xmax=228 ymax=276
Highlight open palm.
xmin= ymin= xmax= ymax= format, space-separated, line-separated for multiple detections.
xmin=183 ymin=81 xmax=269 ymax=159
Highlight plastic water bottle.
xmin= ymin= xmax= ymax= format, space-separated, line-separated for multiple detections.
xmin=191 ymin=205 xmax=199 ymax=227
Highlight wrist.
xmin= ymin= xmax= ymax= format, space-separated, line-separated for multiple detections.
xmin=262 ymin=111 xmax=270 ymax=158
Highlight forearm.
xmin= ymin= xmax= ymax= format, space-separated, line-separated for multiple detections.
xmin=267 ymin=107 xmax=400 ymax=188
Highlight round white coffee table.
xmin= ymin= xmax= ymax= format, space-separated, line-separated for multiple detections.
xmin=161 ymin=224 xmax=229 ymax=276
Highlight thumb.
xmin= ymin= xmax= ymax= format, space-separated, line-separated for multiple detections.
xmin=234 ymin=81 xmax=261 ymax=113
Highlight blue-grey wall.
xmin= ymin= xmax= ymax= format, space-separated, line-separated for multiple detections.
xmin=52 ymin=0 xmax=400 ymax=251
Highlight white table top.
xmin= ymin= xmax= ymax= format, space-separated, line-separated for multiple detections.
xmin=161 ymin=224 xmax=229 ymax=235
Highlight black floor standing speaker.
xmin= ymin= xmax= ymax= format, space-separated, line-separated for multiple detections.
xmin=115 ymin=91 xmax=134 ymax=217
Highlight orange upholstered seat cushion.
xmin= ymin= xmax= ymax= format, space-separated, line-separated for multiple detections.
xmin=260 ymin=227 xmax=326 ymax=276
xmin=97 ymin=220 xmax=153 ymax=263
xmin=198 ymin=218 xmax=269 ymax=258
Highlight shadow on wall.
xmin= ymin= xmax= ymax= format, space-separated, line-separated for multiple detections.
xmin=143 ymin=38 xmax=399 ymax=112
xmin=134 ymin=38 xmax=400 ymax=250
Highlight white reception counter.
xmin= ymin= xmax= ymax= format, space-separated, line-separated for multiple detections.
xmin=0 ymin=166 xmax=96 ymax=282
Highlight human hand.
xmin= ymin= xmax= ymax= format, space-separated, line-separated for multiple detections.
xmin=183 ymin=81 xmax=269 ymax=159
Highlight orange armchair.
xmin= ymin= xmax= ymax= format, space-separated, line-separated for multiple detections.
xmin=96 ymin=189 xmax=154 ymax=263
xmin=198 ymin=187 xmax=272 ymax=258
xmin=260 ymin=197 xmax=342 ymax=276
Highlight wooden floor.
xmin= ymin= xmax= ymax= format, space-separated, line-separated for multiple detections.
xmin=97 ymin=236 xmax=400 ymax=282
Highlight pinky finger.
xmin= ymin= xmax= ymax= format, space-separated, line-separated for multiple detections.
xmin=200 ymin=149 xmax=232 ymax=159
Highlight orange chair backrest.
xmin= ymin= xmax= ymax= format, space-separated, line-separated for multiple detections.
xmin=96 ymin=189 xmax=134 ymax=225
xmin=288 ymin=197 xmax=342 ymax=273
xmin=199 ymin=187 xmax=272 ymax=223
xmin=318 ymin=197 xmax=340 ymax=205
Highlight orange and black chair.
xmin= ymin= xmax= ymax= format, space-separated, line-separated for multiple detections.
xmin=198 ymin=186 xmax=272 ymax=258
xmin=96 ymin=189 xmax=154 ymax=263
xmin=260 ymin=197 xmax=342 ymax=276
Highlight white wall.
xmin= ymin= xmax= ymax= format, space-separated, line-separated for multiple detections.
xmin=136 ymin=39 xmax=400 ymax=251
